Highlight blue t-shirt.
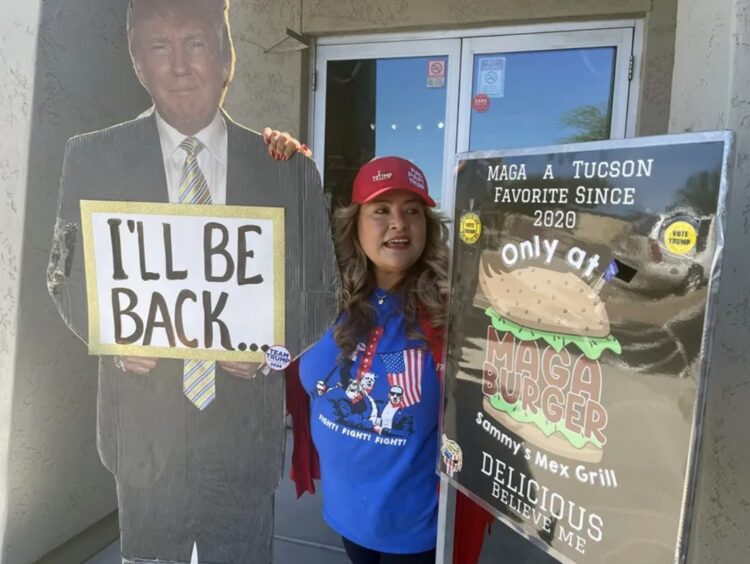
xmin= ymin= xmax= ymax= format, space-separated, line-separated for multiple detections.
xmin=299 ymin=291 xmax=440 ymax=553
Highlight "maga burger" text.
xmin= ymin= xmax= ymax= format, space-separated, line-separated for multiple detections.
xmin=483 ymin=326 xmax=609 ymax=446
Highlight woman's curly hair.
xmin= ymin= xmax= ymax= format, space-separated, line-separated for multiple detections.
xmin=332 ymin=202 xmax=450 ymax=360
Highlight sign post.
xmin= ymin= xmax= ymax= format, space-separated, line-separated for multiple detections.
xmin=438 ymin=132 xmax=734 ymax=563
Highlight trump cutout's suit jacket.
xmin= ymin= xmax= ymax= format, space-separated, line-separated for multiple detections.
xmin=49 ymin=109 xmax=337 ymax=563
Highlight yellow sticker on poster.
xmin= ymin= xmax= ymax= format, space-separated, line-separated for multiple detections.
xmin=663 ymin=220 xmax=697 ymax=255
xmin=459 ymin=212 xmax=482 ymax=244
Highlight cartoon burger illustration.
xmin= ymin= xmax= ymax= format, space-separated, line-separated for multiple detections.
xmin=478 ymin=253 xmax=622 ymax=463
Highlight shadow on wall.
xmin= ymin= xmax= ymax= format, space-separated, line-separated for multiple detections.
xmin=7 ymin=0 xmax=149 ymax=562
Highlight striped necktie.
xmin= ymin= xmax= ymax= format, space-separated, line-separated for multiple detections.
xmin=178 ymin=137 xmax=215 ymax=410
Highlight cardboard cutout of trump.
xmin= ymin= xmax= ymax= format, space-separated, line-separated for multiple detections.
xmin=47 ymin=1 xmax=337 ymax=562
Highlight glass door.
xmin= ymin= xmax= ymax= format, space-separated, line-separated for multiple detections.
xmin=313 ymin=26 xmax=636 ymax=213
xmin=458 ymin=29 xmax=633 ymax=152
xmin=312 ymin=40 xmax=461 ymax=208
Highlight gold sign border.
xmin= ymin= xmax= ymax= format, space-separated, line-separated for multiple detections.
xmin=81 ymin=199 xmax=285 ymax=362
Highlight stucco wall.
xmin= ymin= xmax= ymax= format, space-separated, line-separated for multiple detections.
xmin=1 ymin=1 xmax=150 ymax=561
xmin=0 ymin=2 xmax=38 ymax=556
xmin=302 ymin=0 xmax=651 ymax=34
xmin=0 ymin=0 xmax=304 ymax=560
xmin=669 ymin=0 xmax=750 ymax=562
xmin=670 ymin=0 xmax=738 ymax=132
xmin=223 ymin=1 xmax=306 ymax=137
xmin=637 ymin=0 xmax=679 ymax=136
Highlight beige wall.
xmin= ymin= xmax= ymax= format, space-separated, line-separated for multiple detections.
xmin=669 ymin=0 xmax=750 ymax=562
xmin=223 ymin=2 xmax=306 ymax=138
xmin=0 ymin=1 xmax=37 ymax=554
xmin=670 ymin=0 xmax=740 ymax=132
xmin=637 ymin=0 xmax=679 ymax=136
xmin=303 ymin=0 xmax=651 ymax=34
xmin=0 ymin=0 xmax=148 ymax=561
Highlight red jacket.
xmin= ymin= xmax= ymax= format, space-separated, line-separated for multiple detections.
xmin=285 ymin=313 xmax=493 ymax=563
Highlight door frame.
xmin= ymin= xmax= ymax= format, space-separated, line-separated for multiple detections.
xmin=311 ymin=39 xmax=462 ymax=208
xmin=314 ymin=19 xmax=643 ymax=45
xmin=310 ymin=19 xmax=644 ymax=211
xmin=457 ymin=28 xmax=635 ymax=153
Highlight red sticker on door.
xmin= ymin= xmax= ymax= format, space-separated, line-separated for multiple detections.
xmin=472 ymin=93 xmax=490 ymax=113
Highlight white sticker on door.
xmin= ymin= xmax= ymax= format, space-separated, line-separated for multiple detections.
xmin=477 ymin=57 xmax=505 ymax=98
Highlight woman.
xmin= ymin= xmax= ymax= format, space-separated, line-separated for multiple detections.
xmin=297 ymin=156 xmax=448 ymax=563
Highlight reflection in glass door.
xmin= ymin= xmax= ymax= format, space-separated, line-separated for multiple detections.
xmin=314 ymin=27 xmax=636 ymax=210
xmin=468 ymin=48 xmax=616 ymax=150
xmin=314 ymin=40 xmax=460 ymax=208
xmin=374 ymin=57 xmax=449 ymax=207
xmin=458 ymin=29 xmax=633 ymax=152
xmin=323 ymin=57 xmax=450 ymax=207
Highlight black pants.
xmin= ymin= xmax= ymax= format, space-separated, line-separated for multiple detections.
xmin=342 ymin=537 xmax=436 ymax=564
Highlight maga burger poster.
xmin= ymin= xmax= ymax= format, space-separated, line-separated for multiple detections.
xmin=440 ymin=132 xmax=733 ymax=563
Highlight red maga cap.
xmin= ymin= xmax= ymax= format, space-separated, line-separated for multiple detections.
xmin=352 ymin=156 xmax=436 ymax=207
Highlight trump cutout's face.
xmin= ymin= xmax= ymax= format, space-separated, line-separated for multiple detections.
xmin=132 ymin=2 xmax=228 ymax=135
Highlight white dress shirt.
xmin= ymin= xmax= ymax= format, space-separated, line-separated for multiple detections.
xmin=155 ymin=110 xmax=228 ymax=205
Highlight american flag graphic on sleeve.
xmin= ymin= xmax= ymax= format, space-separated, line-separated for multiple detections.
xmin=379 ymin=349 xmax=424 ymax=407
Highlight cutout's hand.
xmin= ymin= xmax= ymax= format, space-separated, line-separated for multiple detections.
xmin=116 ymin=356 xmax=158 ymax=374
xmin=262 ymin=127 xmax=312 ymax=160
xmin=219 ymin=361 xmax=260 ymax=379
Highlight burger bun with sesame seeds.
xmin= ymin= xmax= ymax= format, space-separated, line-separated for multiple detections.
xmin=479 ymin=262 xmax=611 ymax=338
xmin=476 ymin=250 xmax=623 ymax=462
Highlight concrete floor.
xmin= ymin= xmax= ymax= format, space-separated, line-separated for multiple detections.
xmin=85 ymin=537 xmax=349 ymax=564
xmin=84 ymin=430 xmax=555 ymax=564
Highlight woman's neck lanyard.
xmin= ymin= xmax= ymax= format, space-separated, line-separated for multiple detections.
xmin=356 ymin=326 xmax=384 ymax=380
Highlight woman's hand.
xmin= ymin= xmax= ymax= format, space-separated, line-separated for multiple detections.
xmin=263 ymin=127 xmax=312 ymax=160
